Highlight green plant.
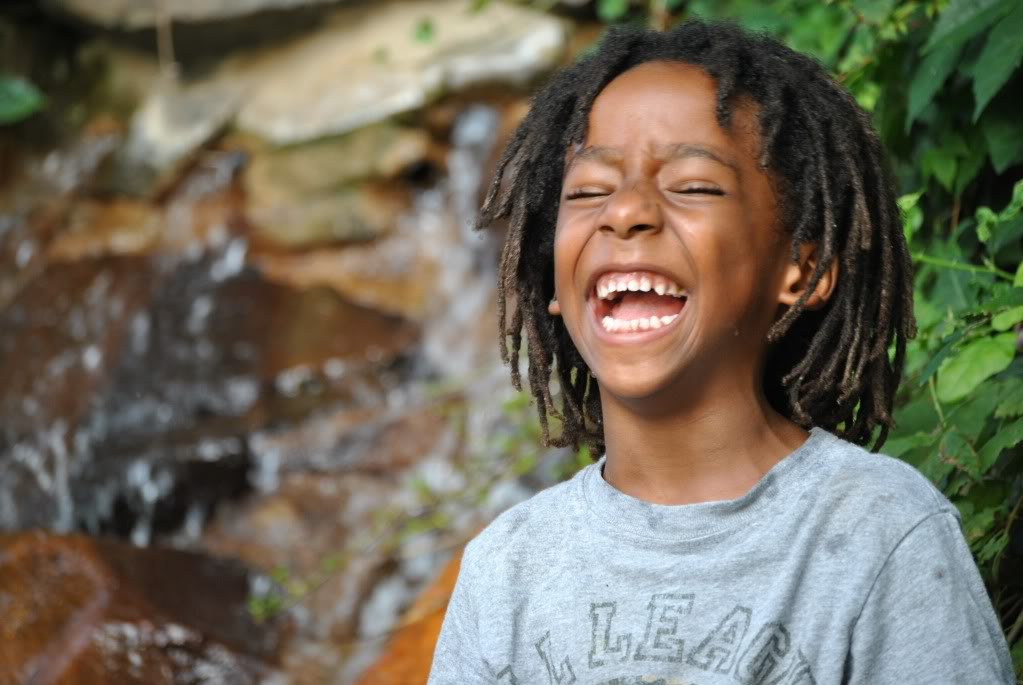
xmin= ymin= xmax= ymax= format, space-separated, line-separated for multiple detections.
xmin=0 ymin=74 xmax=44 ymax=124
xmin=579 ymin=0 xmax=1022 ymax=674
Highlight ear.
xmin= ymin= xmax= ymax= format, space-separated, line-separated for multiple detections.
xmin=548 ymin=296 xmax=561 ymax=316
xmin=777 ymin=242 xmax=838 ymax=310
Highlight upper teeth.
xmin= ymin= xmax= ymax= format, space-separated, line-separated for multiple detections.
xmin=596 ymin=272 xmax=686 ymax=300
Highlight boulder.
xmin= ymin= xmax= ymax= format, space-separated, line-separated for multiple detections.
xmin=248 ymin=182 xmax=409 ymax=249
xmin=245 ymin=122 xmax=433 ymax=193
xmin=100 ymin=79 xmax=244 ymax=197
xmin=229 ymin=0 xmax=566 ymax=143
xmin=253 ymin=239 xmax=434 ymax=320
xmin=0 ymin=531 xmax=286 ymax=684
xmin=43 ymin=0 xmax=341 ymax=29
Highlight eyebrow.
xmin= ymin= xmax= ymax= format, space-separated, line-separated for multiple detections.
xmin=567 ymin=142 xmax=739 ymax=172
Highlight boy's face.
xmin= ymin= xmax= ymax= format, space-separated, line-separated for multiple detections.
xmin=553 ymin=60 xmax=798 ymax=409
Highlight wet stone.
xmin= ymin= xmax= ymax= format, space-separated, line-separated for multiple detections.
xmin=202 ymin=471 xmax=396 ymax=683
xmin=0 ymin=531 xmax=286 ymax=684
xmin=0 ymin=247 xmax=419 ymax=536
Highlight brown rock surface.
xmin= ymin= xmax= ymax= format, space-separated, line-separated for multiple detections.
xmin=356 ymin=548 xmax=463 ymax=685
xmin=0 ymin=531 xmax=286 ymax=684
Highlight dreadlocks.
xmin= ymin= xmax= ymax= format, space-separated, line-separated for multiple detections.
xmin=479 ymin=19 xmax=916 ymax=456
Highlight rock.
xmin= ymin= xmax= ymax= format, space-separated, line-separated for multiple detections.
xmin=242 ymin=121 xmax=432 ymax=247
xmin=253 ymin=238 xmax=433 ymax=320
xmin=246 ymin=122 xmax=433 ymax=193
xmin=356 ymin=548 xmax=462 ymax=685
xmin=46 ymin=200 xmax=163 ymax=260
xmin=100 ymin=79 xmax=244 ymax=197
xmin=201 ymin=471 xmax=397 ymax=683
xmin=0 ymin=121 xmax=121 ymax=309
xmin=247 ymin=400 xmax=456 ymax=479
xmin=248 ymin=182 xmax=409 ymax=249
xmin=230 ymin=0 xmax=567 ymax=143
xmin=0 ymin=531 xmax=286 ymax=685
xmin=44 ymin=0 xmax=340 ymax=30
xmin=0 ymin=249 xmax=419 ymax=534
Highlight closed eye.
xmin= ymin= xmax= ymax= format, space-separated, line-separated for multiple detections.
xmin=565 ymin=189 xmax=609 ymax=200
xmin=671 ymin=186 xmax=724 ymax=195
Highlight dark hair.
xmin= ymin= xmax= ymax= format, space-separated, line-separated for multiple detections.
xmin=479 ymin=19 xmax=915 ymax=455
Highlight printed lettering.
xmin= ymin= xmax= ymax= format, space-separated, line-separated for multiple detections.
xmin=687 ymin=605 xmax=753 ymax=673
xmin=736 ymin=622 xmax=793 ymax=685
xmin=633 ymin=592 xmax=694 ymax=663
xmin=589 ymin=601 xmax=633 ymax=667
xmin=496 ymin=665 xmax=520 ymax=684
xmin=536 ymin=630 xmax=577 ymax=684
xmin=784 ymin=650 xmax=817 ymax=685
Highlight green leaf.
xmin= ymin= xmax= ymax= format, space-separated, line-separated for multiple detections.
xmin=979 ymin=97 xmax=1023 ymax=173
xmin=597 ymin=0 xmax=630 ymax=22
xmin=976 ymin=419 xmax=1023 ymax=472
xmin=1015 ymin=262 xmax=1023 ymax=287
xmin=977 ymin=289 xmax=1023 ymax=313
xmin=919 ymin=327 xmax=969 ymax=386
xmin=947 ymin=388 xmax=1000 ymax=440
xmin=413 ymin=17 xmax=435 ymax=43
xmin=954 ymin=139 xmax=987 ymax=195
xmin=885 ymin=430 xmax=938 ymax=459
xmin=922 ymin=146 xmax=958 ymax=190
xmin=999 ymin=179 xmax=1023 ymax=220
xmin=901 ymin=434 xmax=955 ymax=483
xmin=975 ymin=206 xmax=998 ymax=242
xmin=906 ymin=42 xmax=962 ymax=131
xmin=990 ymin=215 xmax=1023 ymax=257
xmin=992 ymin=305 xmax=1023 ymax=331
xmin=975 ymin=529 xmax=1009 ymax=563
xmin=994 ymin=378 xmax=1023 ymax=418
xmin=0 ymin=75 xmax=45 ymax=125
xmin=936 ymin=333 xmax=1017 ymax=403
xmin=971 ymin=2 xmax=1023 ymax=120
xmin=940 ymin=430 xmax=978 ymax=478
xmin=898 ymin=191 xmax=925 ymax=241
xmin=923 ymin=0 xmax=1014 ymax=54
xmin=959 ymin=500 xmax=998 ymax=541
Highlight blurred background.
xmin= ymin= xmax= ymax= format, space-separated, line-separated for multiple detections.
xmin=0 ymin=0 xmax=1020 ymax=682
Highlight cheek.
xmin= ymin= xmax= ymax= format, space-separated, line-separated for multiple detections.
xmin=552 ymin=215 xmax=586 ymax=291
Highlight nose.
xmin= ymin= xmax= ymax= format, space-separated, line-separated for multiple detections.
xmin=598 ymin=180 xmax=663 ymax=238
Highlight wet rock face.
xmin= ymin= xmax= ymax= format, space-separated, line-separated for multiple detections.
xmin=0 ymin=531 xmax=286 ymax=684
xmin=356 ymin=548 xmax=463 ymax=685
xmin=0 ymin=247 xmax=419 ymax=537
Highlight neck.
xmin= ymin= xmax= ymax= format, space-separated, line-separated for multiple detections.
xmin=598 ymin=374 xmax=807 ymax=505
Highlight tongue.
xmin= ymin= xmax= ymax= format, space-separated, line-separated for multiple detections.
xmin=611 ymin=292 xmax=685 ymax=320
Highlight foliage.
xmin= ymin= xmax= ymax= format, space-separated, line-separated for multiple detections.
xmin=0 ymin=75 xmax=44 ymax=124
xmin=575 ymin=0 xmax=1023 ymax=675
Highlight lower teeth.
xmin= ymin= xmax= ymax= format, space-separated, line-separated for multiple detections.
xmin=601 ymin=314 xmax=678 ymax=333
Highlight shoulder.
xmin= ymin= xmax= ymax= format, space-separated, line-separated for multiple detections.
xmin=812 ymin=429 xmax=951 ymax=511
xmin=801 ymin=429 xmax=957 ymax=547
xmin=459 ymin=466 xmax=587 ymax=578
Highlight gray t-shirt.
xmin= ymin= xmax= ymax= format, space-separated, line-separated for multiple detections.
xmin=428 ymin=428 xmax=1014 ymax=684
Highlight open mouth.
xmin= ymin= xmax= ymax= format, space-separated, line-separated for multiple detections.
xmin=591 ymin=270 xmax=688 ymax=334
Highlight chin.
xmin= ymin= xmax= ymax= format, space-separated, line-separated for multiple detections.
xmin=592 ymin=364 xmax=681 ymax=405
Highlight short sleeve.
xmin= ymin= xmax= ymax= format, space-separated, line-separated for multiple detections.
xmin=846 ymin=511 xmax=1014 ymax=684
xmin=427 ymin=544 xmax=493 ymax=684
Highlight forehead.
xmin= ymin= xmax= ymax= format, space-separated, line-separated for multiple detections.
xmin=581 ymin=60 xmax=759 ymax=161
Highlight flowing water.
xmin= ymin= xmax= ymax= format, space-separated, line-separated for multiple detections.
xmin=0 ymin=100 xmax=560 ymax=681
